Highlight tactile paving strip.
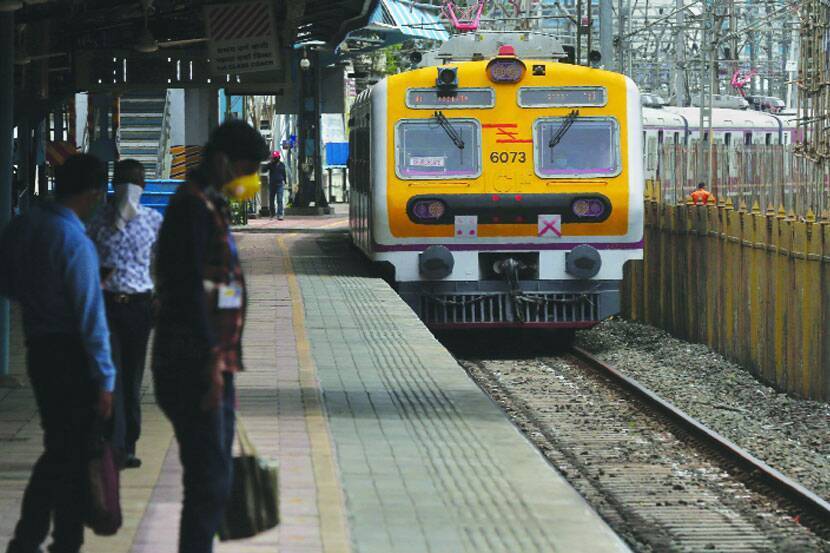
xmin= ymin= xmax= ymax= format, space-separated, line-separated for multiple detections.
xmin=288 ymin=235 xmax=631 ymax=553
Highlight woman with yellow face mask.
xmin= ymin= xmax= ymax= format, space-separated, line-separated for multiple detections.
xmin=151 ymin=120 xmax=269 ymax=553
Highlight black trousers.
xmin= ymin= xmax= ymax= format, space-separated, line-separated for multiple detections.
xmin=8 ymin=335 xmax=97 ymax=553
xmin=153 ymin=329 xmax=235 ymax=553
xmin=105 ymin=294 xmax=153 ymax=456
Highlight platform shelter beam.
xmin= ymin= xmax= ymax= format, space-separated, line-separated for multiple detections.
xmin=0 ymin=10 xmax=14 ymax=380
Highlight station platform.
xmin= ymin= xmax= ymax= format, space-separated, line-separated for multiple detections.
xmin=0 ymin=231 xmax=630 ymax=553
xmin=238 ymin=208 xmax=348 ymax=233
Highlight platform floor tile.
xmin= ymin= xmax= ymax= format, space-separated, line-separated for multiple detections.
xmin=0 ymin=231 xmax=630 ymax=553
xmin=280 ymin=233 xmax=630 ymax=553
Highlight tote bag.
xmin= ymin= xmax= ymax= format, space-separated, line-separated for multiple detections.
xmin=85 ymin=429 xmax=122 ymax=536
xmin=218 ymin=418 xmax=279 ymax=540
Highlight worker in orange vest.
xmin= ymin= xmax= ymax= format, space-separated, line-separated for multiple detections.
xmin=690 ymin=182 xmax=715 ymax=205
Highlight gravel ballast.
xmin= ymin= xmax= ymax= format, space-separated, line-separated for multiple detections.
xmin=576 ymin=319 xmax=830 ymax=501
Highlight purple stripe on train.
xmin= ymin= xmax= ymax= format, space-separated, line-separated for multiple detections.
xmin=372 ymin=240 xmax=644 ymax=252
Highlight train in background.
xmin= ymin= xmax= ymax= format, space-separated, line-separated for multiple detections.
xmin=349 ymin=32 xmax=644 ymax=333
xmin=641 ymin=105 xmax=799 ymax=183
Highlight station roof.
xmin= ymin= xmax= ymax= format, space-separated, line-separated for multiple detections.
xmin=296 ymin=0 xmax=383 ymax=46
xmin=11 ymin=0 xmax=381 ymax=100
xmin=367 ymin=0 xmax=449 ymax=42
xmin=14 ymin=0 xmax=381 ymax=49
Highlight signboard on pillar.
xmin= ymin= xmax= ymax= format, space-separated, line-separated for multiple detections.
xmin=205 ymin=1 xmax=281 ymax=76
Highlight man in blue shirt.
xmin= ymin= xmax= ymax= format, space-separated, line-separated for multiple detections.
xmin=0 ymin=154 xmax=116 ymax=553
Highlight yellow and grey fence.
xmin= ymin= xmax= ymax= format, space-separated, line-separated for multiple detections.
xmin=170 ymin=145 xmax=203 ymax=179
xmin=623 ymin=186 xmax=830 ymax=401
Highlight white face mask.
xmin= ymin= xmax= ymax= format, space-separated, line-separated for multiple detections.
xmin=113 ymin=182 xmax=143 ymax=230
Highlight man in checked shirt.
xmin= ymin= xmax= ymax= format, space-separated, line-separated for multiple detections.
xmin=88 ymin=159 xmax=163 ymax=469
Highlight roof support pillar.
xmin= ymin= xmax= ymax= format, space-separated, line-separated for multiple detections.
xmin=295 ymin=50 xmax=328 ymax=210
xmin=0 ymin=10 xmax=15 ymax=382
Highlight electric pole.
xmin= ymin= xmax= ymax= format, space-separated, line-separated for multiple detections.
xmin=674 ymin=0 xmax=688 ymax=105
xmin=617 ymin=0 xmax=625 ymax=73
xmin=600 ymin=0 xmax=613 ymax=70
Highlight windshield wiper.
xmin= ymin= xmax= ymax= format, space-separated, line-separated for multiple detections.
xmin=549 ymin=109 xmax=580 ymax=149
xmin=433 ymin=111 xmax=465 ymax=150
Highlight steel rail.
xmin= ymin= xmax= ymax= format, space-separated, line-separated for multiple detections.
xmin=572 ymin=346 xmax=830 ymax=540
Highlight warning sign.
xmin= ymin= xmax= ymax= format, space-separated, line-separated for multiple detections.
xmin=205 ymin=1 xmax=281 ymax=75
xmin=537 ymin=214 xmax=562 ymax=238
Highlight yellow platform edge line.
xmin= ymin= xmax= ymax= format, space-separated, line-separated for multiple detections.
xmin=278 ymin=235 xmax=352 ymax=553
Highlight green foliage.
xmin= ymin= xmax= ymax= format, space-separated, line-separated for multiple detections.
xmin=384 ymin=44 xmax=403 ymax=75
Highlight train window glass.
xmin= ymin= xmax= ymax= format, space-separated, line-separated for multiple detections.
xmin=518 ymin=86 xmax=607 ymax=107
xmin=744 ymin=132 xmax=752 ymax=145
xmin=724 ymin=133 xmax=731 ymax=146
xmin=765 ymin=133 xmax=772 ymax=145
xmin=395 ymin=118 xmax=482 ymax=179
xmin=673 ymin=132 xmax=680 ymax=144
xmin=533 ymin=117 xmax=620 ymax=178
xmin=406 ymin=88 xmax=495 ymax=109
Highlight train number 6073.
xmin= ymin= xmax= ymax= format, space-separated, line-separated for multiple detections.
xmin=489 ymin=151 xmax=527 ymax=163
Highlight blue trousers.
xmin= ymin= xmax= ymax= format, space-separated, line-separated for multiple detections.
xmin=269 ymin=183 xmax=285 ymax=217
xmin=154 ymin=370 xmax=235 ymax=553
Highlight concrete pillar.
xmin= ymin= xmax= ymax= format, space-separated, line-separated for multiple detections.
xmin=184 ymin=88 xmax=214 ymax=172
xmin=184 ymin=89 xmax=214 ymax=145
xmin=0 ymin=10 xmax=15 ymax=380
xmin=296 ymin=51 xmax=326 ymax=210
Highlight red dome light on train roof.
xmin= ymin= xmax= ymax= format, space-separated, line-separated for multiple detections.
xmin=487 ymin=45 xmax=525 ymax=83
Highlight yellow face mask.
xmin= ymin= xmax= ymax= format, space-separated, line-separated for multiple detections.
xmin=222 ymin=172 xmax=261 ymax=201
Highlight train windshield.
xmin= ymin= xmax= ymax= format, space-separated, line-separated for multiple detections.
xmin=395 ymin=119 xmax=481 ymax=179
xmin=533 ymin=117 xmax=621 ymax=178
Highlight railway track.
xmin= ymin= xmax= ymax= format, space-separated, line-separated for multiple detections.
xmin=460 ymin=348 xmax=830 ymax=553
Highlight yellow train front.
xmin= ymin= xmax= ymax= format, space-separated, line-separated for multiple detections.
xmin=349 ymin=32 xmax=644 ymax=330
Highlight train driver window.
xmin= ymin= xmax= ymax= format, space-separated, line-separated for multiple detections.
xmin=395 ymin=118 xmax=481 ymax=179
xmin=533 ymin=117 xmax=620 ymax=178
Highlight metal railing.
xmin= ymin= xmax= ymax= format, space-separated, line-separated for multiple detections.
xmin=156 ymin=89 xmax=173 ymax=179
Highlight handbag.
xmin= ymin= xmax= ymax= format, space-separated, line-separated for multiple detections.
xmin=84 ymin=425 xmax=122 ymax=536
xmin=218 ymin=417 xmax=279 ymax=541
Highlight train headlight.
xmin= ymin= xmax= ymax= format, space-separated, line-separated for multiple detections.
xmin=419 ymin=245 xmax=454 ymax=280
xmin=436 ymin=67 xmax=458 ymax=90
xmin=487 ymin=45 xmax=526 ymax=83
xmin=572 ymin=198 xmax=606 ymax=218
xmin=566 ymin=245 xmax=602 ymax=279
xmin=412 ymin=199 xmax=447 ymax=221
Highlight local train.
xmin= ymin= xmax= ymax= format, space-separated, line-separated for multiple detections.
xmin=348 ymin=32 xmax=644 ymax=332
xmin=641 ymin=105 xmax=799 ymax=183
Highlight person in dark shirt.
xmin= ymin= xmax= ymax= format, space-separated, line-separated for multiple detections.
xmin=0 ymin=154 xmax=115 ymax=553
xmin=266 ymin=151 xmax=287 ymax=219
xmin=152 ymin=120 xmax=269 ymax=553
